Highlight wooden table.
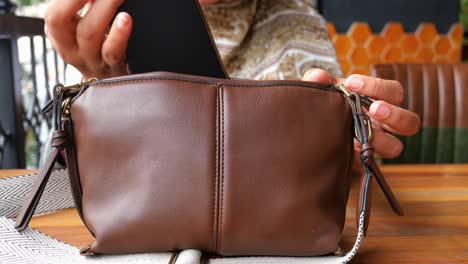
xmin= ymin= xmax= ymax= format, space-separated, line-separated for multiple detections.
xmin=2 ymin=165 xmax=468 ymax=263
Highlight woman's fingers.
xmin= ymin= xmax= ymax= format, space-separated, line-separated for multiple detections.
xmin=76 ymin=0 xmax=125 ymax=66
xmin=101 ymin=12 xmax=133 ymax=76
xmin=45 ymin=0 xmax=133 ymax=79
xmin=45 ymin=0 xmax=87 ymax=28
xmin=368 ymin=100 xmax=421 ymax=136
xmin=305 ymin=71 xmax=405 ymax=107
xmin=303 ymin=69 xmax=420 ymax=136
xmin=345 ymin=74 xmax=404 ymax=106
xmin=302 ymin=68 xmax=416 ymax=162
xmin=302 ymin=68 xmax=336 ymax=84
xmin=44 ymin=0 xmax=88 ymax=62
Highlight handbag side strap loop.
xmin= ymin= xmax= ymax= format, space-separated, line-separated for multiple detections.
xmin=368 ymin=162 xmax=404 ymax=216
xmin=343 ymin=91 xmax=404 ymax=235
xmin=14 ymin=130 xmax=67 ymax=231
xmin=15 ymin=83 xmax=70 ymax=232
xmin=359 ymin=141 xmax=403 ymax=218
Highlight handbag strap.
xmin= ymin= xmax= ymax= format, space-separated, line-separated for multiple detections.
xmin=13 ymin=85 xmax=403 ymax=261
xmin=343 ymin=91 xmax=403 ymax=235
xmin=15 ymin=84 xmax=70 ymax=231
xmin=14 ymin=131 xmax=67 ymax=231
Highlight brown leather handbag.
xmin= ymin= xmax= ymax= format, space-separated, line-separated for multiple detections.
xmin=15 ymin=72 xmax=402 ymax=259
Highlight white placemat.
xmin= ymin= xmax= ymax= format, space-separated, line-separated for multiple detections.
xmin=0 ymin=170 xmax=361 ymax=264
xmin=0 ymin=170 xmax=73 ymax=219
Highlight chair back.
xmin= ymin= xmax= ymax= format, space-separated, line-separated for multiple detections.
xmin=372 ymin=63 xmax=468 ymax=164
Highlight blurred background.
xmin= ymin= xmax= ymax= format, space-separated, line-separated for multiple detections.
xmin=0 ymin=0 xmax=467 ymax=168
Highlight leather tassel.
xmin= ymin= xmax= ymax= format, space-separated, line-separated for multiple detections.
xmin=15 ymin=130 xmax=67 ymax=231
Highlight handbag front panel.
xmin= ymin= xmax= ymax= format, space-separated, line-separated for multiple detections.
xmin=69 ymin=77 xmax=353 ymax=256
xmin=218 ymin=84 xmax=354 ymax=256
xmin=71 ymin=79 xmax=218 ymax=254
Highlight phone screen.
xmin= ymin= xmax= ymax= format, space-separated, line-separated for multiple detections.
xmin=118 ymin=0 xmax=228 ymax=78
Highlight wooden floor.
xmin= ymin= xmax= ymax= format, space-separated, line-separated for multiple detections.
xmin=2 ymin=164 xmax=468 ymax=263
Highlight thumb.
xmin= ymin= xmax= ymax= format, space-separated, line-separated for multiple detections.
xmin=302 ymin=68 xmax=337 ymax=84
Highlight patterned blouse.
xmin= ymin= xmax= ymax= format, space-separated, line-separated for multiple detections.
xmin=202 ymin=0 xmax=342 ymax=80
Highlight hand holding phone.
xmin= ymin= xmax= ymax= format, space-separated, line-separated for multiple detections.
xmin=43 ymin=0 xmax=227 ymax=80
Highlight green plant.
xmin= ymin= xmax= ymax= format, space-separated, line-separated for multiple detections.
xmin=462 ymin=0 xmax=468 ymax=43
xmin=18 ymin=0 xmax=43 ymax=6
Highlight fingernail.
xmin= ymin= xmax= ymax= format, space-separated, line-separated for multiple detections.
xmin=303 ymin=69 xmax=321 ymax=81
xmin=374 ymin=104 xmax=390 ymax=119
xmin=346 ymin=76 xmax=364 ymax=91
xmin=116 ymin=13 xmax=129 ymax=29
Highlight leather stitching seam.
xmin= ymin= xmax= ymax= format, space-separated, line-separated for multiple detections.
xmin=92 ymin=78 xmax=334 ymax=91
xmin=213 ymin=84 xmax=220 ymax=253
xmin=218 ymin=85 xmax=225 ymax=254
xmin=73 ymin=79 xmax=220 ymax=108
xmin=73 ymin=79 xmax=335 ymax=110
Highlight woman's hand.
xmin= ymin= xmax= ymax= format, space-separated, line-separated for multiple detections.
xmin=303 ymin=68 xmax=421 ymax=166
xmin=45 ymin=0 xmax=133 ymax=80
xmin=44 ymin=0 xmax=220 ymax=80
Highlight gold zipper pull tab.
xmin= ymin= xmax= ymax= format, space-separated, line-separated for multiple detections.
xmin=335 ymin=82 xmax=375 ymax=109
xmin=335 ymin=83 xmax=350 ymax=97
xmin=62 ymin=77 xmax=99 ymax=117
xmin=338 ymin=83 xmax=374 ymax=142
xmin=42 ymin=78 xmax=99 ymax=114
xmin=62 ymin=77 xmax=99 ymax=91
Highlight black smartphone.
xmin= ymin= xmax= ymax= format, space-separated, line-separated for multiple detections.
xmin=117 ymin=0 xmax=228 ymax=78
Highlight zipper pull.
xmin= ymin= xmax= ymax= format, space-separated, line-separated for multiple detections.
xmin=336 ymin=84 xmax=403 ymax=235
xmin=335 ymin=82 xmax=374 ymax=109
xmin=41 ymin=78 xmax=99 ymax=114
xmin=336 ymin=83 xmax=374 ymax=142
xmin=61 ymin=77 xmax=99 ymax=91
xmin=335 ymin=83 xmax=350 ymax=97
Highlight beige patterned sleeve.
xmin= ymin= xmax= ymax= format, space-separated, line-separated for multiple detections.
xmin=203 ymin=0 xmax=342 ymax=80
